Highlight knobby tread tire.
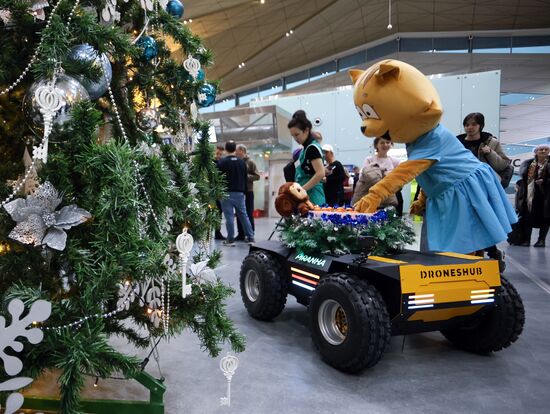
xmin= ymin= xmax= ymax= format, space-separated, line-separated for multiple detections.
xmin=240 ymin=250 xmax=288 ymax=321
xmin=441 ymin=276 xmax=525 ymax=353
xmin=309 ymin=273 xmax=391 ymax=373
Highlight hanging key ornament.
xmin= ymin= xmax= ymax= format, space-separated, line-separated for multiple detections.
xmin=23 ymin=72 xmax=90 ymax=144
xmin=176 ymin=228 xmax=194 ymax=298
xmin=219 ymin=353 xmax=239 ymax=407
xmin=32 ymin=71 xmax=63 ymax=162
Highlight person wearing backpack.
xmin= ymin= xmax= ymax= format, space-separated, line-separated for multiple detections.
xmin=457 ymin=112 xmax=512 ymax=271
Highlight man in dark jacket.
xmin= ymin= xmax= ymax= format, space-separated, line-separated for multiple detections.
xmin=217 ymin=141 xmax=254 ymax=246
xmin=235 ymin=144 xmax=260 ymax=240
xmin=322 ymin=144 xmax=346 ymax=206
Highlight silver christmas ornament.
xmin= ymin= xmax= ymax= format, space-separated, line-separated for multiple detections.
xmin=136 ymin=107 xmax=159 ymax=131
xmin=3 ymin=181 xmax=91 ymax=251
xmin=67 ymin=44 xmax=112 ymax=100
xmin=22 ymin=74 xmax=90 ymax=138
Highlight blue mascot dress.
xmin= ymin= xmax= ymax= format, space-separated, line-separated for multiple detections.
xmin=407 ymin=124 xmax=517 ymax=253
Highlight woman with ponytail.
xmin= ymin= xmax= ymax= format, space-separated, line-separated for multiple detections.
xmin=287 ymin=110 xmax=326 ymax=205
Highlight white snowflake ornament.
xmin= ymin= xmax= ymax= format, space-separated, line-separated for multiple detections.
xmin=0 ymin=298 xmax=50 ymax=414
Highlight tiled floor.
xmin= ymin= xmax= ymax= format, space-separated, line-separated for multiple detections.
xmin=49 ymin=217 xmax=550 ymax=413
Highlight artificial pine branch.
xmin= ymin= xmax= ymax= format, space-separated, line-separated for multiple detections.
xmin=0 ymin=1 xmax=242 ymax=411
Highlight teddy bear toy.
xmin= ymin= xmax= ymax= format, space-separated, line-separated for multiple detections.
xmin=349 ymin=59 xmax=517 ymax=253
xmin=275 ymin=182 xmax=314 ymax=217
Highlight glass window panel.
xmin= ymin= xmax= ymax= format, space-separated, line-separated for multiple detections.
xmin=259 ymin=79 xmax=283 ymax=98
xmin=309 ymin=61 xmax=336 ymax=81
xmin=338 ymin=51 xmax=366 ymax=70
xmin=214 ymin=96 xmax=236 ymax=111
xmin=367 ymin=41 xmax=398 ymax=61
xmin=472 ymin=37 xmax=511 ymax=53
xmin=400 ymin=38 xmax=433 ymax=52
xmin=512 ymin=35 xmax=550 ymax=53
xmin=285 ymin=69 xmax=309 ymax=89
xmin=500 ymin=93 xmax=546 ymax=106
xmin=433 ymin=37 xmax=469 ymax=53
xmin=237 ymin=87 xmax=258 ymax=106
xmin=198 ymin=105 xmax=215 ymax=114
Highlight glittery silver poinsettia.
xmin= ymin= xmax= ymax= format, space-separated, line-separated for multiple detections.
xmin=3 ymin=181 xmax=91 ymax=251
xmin=27 ymin=0 xmax=49 ymax=20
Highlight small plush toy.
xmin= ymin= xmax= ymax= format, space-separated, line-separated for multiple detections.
xmin=349 ymin=59 xmax=517 ymax=253
xmin=275 ymin=182 xmax=314 ymax=217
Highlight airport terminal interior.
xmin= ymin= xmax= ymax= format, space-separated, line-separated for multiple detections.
xmin=1 ymin=1 xmax=550 ymax=413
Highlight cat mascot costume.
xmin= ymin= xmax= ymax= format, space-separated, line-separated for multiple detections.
xmin=350 ymin=60 xmax=516 ymax=253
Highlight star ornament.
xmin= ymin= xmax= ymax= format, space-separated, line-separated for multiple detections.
xmin=3 ymin=181 xmax=91 ymax=251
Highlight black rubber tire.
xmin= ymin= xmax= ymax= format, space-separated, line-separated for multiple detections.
xmin=441 ymin=276 xmax=525 ymax=353
xmin=309 ymin=273 xmax=390 ymax=373
xmin=240 ymin=250 xmax=288 ymax=321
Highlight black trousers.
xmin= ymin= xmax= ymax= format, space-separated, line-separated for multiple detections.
xmin=237 ymin=191 xmax=255 ymax=237
xmin=523 ymin=220 xmax=550 ymax=243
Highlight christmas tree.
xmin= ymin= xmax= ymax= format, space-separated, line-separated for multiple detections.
xmin=0 ymin=1 xmax=244 ymax=413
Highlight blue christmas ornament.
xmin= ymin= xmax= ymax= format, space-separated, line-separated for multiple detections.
xmin=196 ymin=83 xmax=216 ymax=108
xmin=166 ymin=0 xmax=184 ymax=19
xmin=136 ymin=35 xmax=158 ymax=61
xmin=186 ymin=68 xmax=205 ymax=82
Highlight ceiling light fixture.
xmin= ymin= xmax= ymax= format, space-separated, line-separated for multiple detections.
xmin=387 ymin=0 xmax=392 ymax=30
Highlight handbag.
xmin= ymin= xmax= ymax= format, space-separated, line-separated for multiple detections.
xmin=485 ymin=136 xmax=513 ymax=189
xmin=499 ymin=163 xmax=514 ymax=189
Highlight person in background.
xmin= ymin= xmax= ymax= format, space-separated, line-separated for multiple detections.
xmin=322 ymin=144 xmax=346 ymax=206
xmin=287 ymin=110 xmax=326 ymax=205
xmin=214 ymin=144 xmax=226 ymax=240
xmin=284 ymin=132 xmax=323 ymax=182
xmin=283 ymin=148 xmax=302 ymax=182
xmin=457 ymin=112 xmax=512 ymax=188
xmin=235 ymin=144 xmax=260 ymax=241
xmin=516 ymin=144 xmax=550 ymax=247
xmin=216 ymin=141 xmax=254 ymax=246
xmin=351 ymin=163 xmax=398 ymax=209
xmin=363 ymin=136 xmax=403 ymax=215
xmin=456 ymin=112 xmax=511 ymax=269
xmin=352 ymin=165 xmax=361 ymax=192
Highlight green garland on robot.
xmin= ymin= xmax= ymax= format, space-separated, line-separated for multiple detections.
xmin=279 ymin=208 xmax=416 ymax=257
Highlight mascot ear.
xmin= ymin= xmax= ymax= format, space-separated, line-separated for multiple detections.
xmin=278 ymin=182 xmax=292 ymax=195
xmin=376 ymin=62 xmax=400 ymax=81
xmin=419 ymin=99 xmax=443 ymax=119
xmin=349 ymin=69 xmax=364 ymax=85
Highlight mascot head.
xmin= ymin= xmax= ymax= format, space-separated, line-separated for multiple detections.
xmin=275 ymin=182 xmax=312 ymax=217
xmin=349 ymin=59 xmax=442 ymax=143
